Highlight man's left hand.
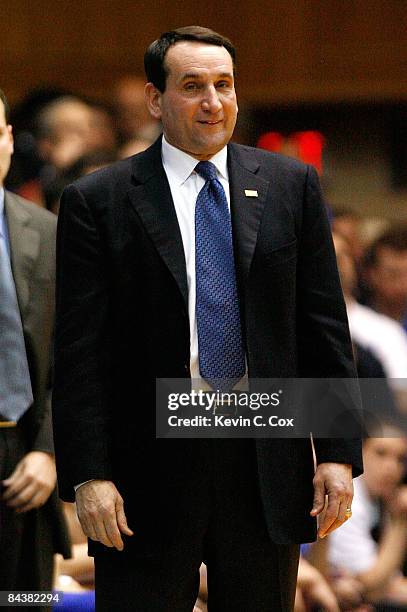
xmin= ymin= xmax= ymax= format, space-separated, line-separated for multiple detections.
xmin=310 ymin=462 xmax=353 ymax=538
xmin=2 ymin=451 xmax=57 ymax=513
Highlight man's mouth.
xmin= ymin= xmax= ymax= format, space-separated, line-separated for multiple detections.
xmin=198 ymin=120 xmax=222 ymax=125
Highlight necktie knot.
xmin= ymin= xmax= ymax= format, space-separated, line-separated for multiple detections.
xmin=195 ymin=161 xmax=218 ymax=183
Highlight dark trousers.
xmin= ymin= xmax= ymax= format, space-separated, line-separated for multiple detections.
xmin=0 ymin=427 xmax=53 ymax=612
xmin=95 ymin=440 xmax=299 ymax=611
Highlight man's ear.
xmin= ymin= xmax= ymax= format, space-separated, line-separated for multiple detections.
xmin=145 ymin=83 xmax=162 ymax=120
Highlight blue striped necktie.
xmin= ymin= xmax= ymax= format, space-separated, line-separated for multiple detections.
xmin=0 ymin=228 xmax=33 ymax=421
xmin=195 ymin=160 xmax=245 ymax=392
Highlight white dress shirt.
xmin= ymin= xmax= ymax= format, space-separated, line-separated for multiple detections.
xmin=328 ymin=476 xmax=380 ymax=573
xmin=162 ymin=135 xmax=239 ymax=389
xmin=347 ymin=299 xmax=407 ymax=388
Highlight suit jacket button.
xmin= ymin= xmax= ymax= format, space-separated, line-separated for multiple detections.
xmin=184 ymin=364 xmax=189 ymax=373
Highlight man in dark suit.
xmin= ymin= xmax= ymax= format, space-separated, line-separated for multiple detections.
xmin=0 ymin=89 xmax=70 ymax=605
xmin=53 ymin=27 xmax=362 ymax=611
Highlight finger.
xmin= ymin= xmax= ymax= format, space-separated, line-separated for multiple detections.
xmin=2 ymin=473 xmax=30 ymax=500
xmin=78 ymin=516 xmax=98 ymax=542
xmin=318 ymin=495 xmax=341 ymax=538
xmin=116 ymin=504 xmax=134 ymax=537
xmin=103 ymin=500 xmax=128 ymax=550
xmin=322 ymin=498 xmax=350 ymax=537
xmin=339 ymin=497 xmax=352 ymax=523
xmin=311 ymin=584 xmax=340 ymax=612
xmin=329 ymin=497 xmax=353 ymax=533
xmin=76 ymin=511 xmax=98 ymax=541
xmin=5 ymin=482 xmax=38 ymax=508
xmin=16 ymin=490 xmax=47 ymax=513
xmin=104 ymin=514 xmax=124 ymax=551
xmin=5 ymin=477 xmax=49 ymax=504
xmin=310 ymin=482 xmax=326 ymax=517
xmin=93 ymin=518 xmax=115 ymax=549
xmin=2 ymin=461 xmax=25 ymax=486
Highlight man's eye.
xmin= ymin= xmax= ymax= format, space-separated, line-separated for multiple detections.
xmin=217 ymin=81 xmax=230 ymax=88
xmin=184 ymin=83 xmax=198 ymax=91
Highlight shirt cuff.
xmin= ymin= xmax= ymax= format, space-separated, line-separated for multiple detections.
xmin=74 ymin=479 xmax=95 ymax=492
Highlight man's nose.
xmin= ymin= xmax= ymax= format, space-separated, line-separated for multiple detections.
xmin=201 ymin=86 xmax=222 ymax=113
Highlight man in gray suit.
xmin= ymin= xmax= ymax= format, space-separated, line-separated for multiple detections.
xmin=0 ymin=89 xmax=69 ymax=601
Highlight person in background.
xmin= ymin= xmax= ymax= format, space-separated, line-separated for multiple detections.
xmin=332 ymin=207 xmax=364 ymax=268
xmin=328 ymin=422 xmax=407 ymax=609
xmin=0 ymin=88 xmax=70 ymax=607
xmin=118 ymin=136 xmax=152 ymax=159
xmin=363 ymin=225 xmax=407 ymax=334
xmin=113 ymin=75 xmax=161 ymax=146
xmin=43 ymin=150 xmax=118 ymax=215
xmin=35 ymin=96 xmax=95 ymax=173
xmin=295 ymin=557 xmax=340 ymax=612
xmin=87 ymin=102 xmax=118 ymax=155
xmin=333 ymin=231 xmax=407 ymax=411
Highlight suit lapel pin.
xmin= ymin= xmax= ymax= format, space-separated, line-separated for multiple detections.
xmin=244 ymin=189 xmax=258 ymax=197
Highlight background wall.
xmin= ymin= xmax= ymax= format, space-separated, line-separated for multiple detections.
xmin=1 ymin=0 xmax=407 ymax=217
xmin=2 ymin=0 xmax=406 ymax=104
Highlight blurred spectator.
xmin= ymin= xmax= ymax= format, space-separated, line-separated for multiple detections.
xmin=328 ymin=424 xmax=407 ymax=609
xmin=67 ymin=150 xmax=118 ymax=178
xmin=53 ymin=502 xmax=95 ymax=611
xmin=359 ymin=217 xmax=391 ymax=254
xmin=332 ymin=206 xmax=364 ymax=267
xmin=5 ymin=87 xmax=70 ymax=204
xmin=118 ymin=137 xmax=151 ymax=159
xmin=363 ymin=225 xmax=407 ymax=332
xmin=333 ymin=232 xmax=407 ymax=408
xmin=0 ymin=88 xmax=70 ymax=600
xmin=87 ymin=102 xmax=118 ymax=154
xmin=36 ymin=96 xmax=95 ymax=172
xmin=295 ymin=557 xmax=340 ymax=612
xmin=43 ymin=150 xmax=118 ymax=215
xmin=113 ymin=76 xmax=160 ymax=144
xmin=6 ymin=91 xmax=119 ymax=209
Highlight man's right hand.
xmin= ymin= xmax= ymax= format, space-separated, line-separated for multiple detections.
xmin=75 ymin=480 xmax=133 ymax=551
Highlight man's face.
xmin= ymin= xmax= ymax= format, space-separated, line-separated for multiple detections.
xmin=369 ymin=247 xmax=407 ymax=309
xmin=0 ymin=101 xmax=13 ymax=186
xmin=146 ymin=41 xmax=238 ymax=160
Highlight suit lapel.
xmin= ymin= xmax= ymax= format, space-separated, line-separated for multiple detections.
xmin=227 ymin=143 xmax=269 ymax=284
xmin=127 ymin=139 xmax=189 ymax=310
xmin=4 ymin=191 xmax=40 ymax=319
xmin=126 ymin=141 xmax=270 ymax=308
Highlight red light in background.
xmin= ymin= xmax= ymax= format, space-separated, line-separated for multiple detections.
xmin=257 ymin=130 xmax=325 ymax=174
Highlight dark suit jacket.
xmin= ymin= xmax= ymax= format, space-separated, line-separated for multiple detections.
xmin=52 ymin=139 xmax=362 ymax=553
xmin=3 ymin=191 xmax=70 ymax=576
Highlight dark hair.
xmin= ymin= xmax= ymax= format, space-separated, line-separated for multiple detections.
xmin=144 ymin=25 xmax=236 ymax=93
xmin=365 ymin=224 xmax=407 ymax=268
xmin=0 ymin=89 xmax=10 ymax=122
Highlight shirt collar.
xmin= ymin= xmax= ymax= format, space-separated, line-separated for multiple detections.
xmin=161 ymin=134 xmax=228 ymax=186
